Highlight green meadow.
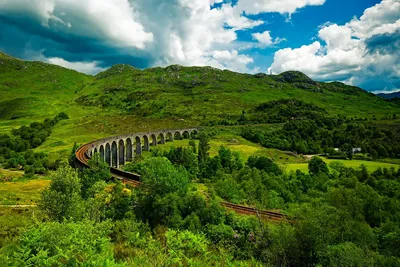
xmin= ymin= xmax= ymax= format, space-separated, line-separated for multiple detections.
xmin=0 ymin=178 xmax=50 ymax=205
xmin=283 ymin=158 xmax=400 ymax=173
xmin=141 ymin=133 xmax=306 ymax=164
xmin=141 ymin=133 xmax=400 ymax=172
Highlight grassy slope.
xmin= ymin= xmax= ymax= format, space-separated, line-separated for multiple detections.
xmin=0 ymin=52 xmax=399 ymax=158
xmin=284 ymin=158 xmax=400 ymax=173
xmin=141 ymin=133 xmax=399 ymax=170
xmin=141 ymin=133 xmax=306 ymax=164
xmin=0 ymin=179 xmax=50 ymax=205
xmin=77 ymin=65 xmax=400 ymax=121
xmin=0 ymin=53 xmax=121 ymax=157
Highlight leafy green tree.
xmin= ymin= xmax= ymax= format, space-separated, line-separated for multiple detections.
xmin=198 ymin=133 xmax=210 ymax=166
xmin=370 ymin=149 xmax=378 ymax=159
xmin=106 ymin=181 xmax=133 ymax=221
xmin=141 ymin=157 xmax=189 ymax=197
xmin=377 ymin=144 xmax=389 ymax=158
xmin=232 ymin=151 xmax=244 ymax=171
xmin=203 ymin=156 xmax=222 ymax=179
xmin=24 ymin=150 xmax=35 ymax=165
xmin=214 ymin=174 xmax=242 ymax=203
xmin=357 ymin=164 xmax=370 ymax=182
xmin=218 ymin=146 xmax=233 ymax=171
xmin=152 ymin=192 xmax=184 ymax=228
xmin=247 ymin=156 xmax=282 ymax=175
xmin=163 ymin=146 xmax=198 ymax=178
xmin=262 ymin=223 xmax=298 ymax=266
xmin=69 ymin=142 xmax=80 ymax=166
xmin=296 ymin=141 xmax=308 ymax=154
xmin=189 ymin=140 xmax=197 ymax=154
xmin=5 ymin=154 xmax=25 ymax=169
xmin=319 ymin=242 xmax=371 ymax=267
xmin=112 ymin=219 xmax=153 ymax=253
xmin=376 ymin=221 xmax=400 ymax=258
xmin=40 ymin=164 xmax=83 ymax=222
xmin=183 ymin=213 xmax=202 ymax=232
xmin=308 ymin=156 xmax=329 ymax=176
xmin=200 ymin=199 xmax=225 ymax=226
xmin=81 ymin=154 xmax=111 ymax=198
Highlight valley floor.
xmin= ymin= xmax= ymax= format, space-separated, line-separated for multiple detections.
xmin=141 ymin=133 xmax=400 ymax=173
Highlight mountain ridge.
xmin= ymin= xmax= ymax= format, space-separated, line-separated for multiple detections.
xmin=0 ymin=51 xmax=370 ymax=94
xmin=0 ymin=51 xmax=382 ymax=98
xmin=378 ymin=91 xmax=400 ymax=99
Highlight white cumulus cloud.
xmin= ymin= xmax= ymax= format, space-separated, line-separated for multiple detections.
xmin=128 ymin=0 xmax=264 ymax=72
xmin=236 ymin=0 xmax=326 ymax=15
xmin=268 ymin=0 xmax=400 ymax=91
xmin=48 ymin=57 xmax=106 ymax=74
xmin=252 ymin=31 xmax=285 ymax=47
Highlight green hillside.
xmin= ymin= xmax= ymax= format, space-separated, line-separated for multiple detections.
xmin=77 ymin=64 xmax=399 ymax=122
xmin=0 ymin=52 xmax=96 ymax=134
xmin=0 ymin=52 xmax=399 ymax=156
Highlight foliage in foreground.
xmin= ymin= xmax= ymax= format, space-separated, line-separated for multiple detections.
xmin=1 ymin=145 xmax=400 ymax=266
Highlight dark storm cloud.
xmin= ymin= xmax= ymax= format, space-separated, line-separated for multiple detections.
xmin=362 ymin=30 xmax=400 ymax=91
xmin=365 ymin=30 xmax=400 ymax=55
xmin=0 ymin=14 xmax=155 ymax=72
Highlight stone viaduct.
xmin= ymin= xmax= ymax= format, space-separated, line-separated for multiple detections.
xmin=86 ymin=128 xmax=199 ymax=168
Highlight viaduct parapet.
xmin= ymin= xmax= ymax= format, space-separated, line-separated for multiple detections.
xmin=82 ymin=128 xmax=199 ymax=169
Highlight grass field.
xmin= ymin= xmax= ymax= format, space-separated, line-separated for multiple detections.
xmin=208 ymin=134 xmax=305 ymax=163
xmin=140 ymin=133 xmax=306 ymax=164
xmin=0 ymin=169 xmax=24 ymax=181
xmin=376 ymin=158 xmax=400 ymax=165
xmin=283 ymin=158 xmax=400 ymax=173
xmin=0 ymin=178 xmax=50 ymax=205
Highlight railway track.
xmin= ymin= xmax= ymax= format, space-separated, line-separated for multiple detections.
xmin=221 ymin=202 xmax=287 ymax=221
xmin=75 ymin=142 xmax=288 ymax=221
xmin=75 ymin=142 xmax=142 ymax=186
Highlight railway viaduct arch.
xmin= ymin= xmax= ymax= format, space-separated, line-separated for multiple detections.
xmin=86 ymin=128 xmax=198 ymax=168
xmin=76 ymin=127 xmax=288 ymax=221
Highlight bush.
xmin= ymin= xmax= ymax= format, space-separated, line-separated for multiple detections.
xmin=247 ymin=156 xmax=282 ymax=175
xmin=166 ymin=229 xmax=208 ymax=261
xmin=308 ymin=156 xmax=329 ymax=175
xmin=40 ymin=165 xmax=83 ymax=222
xmin=3 ymin=220 xmax=119 ymax=266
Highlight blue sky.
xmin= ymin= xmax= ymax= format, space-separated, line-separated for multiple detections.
xmin=240 ymin=0 xmax=382 ymax=71
xmin=0 ymin=0 xmax=398 ymax=92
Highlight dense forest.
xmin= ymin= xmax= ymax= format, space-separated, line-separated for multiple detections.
xmin=1 ymin=131 xmax=400 ymax=266
xmin=206 ymin=99 xmax=400 ymax=159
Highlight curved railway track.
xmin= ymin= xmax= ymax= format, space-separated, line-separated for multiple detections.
xmin=75 ymin=140 xmax=288 ymax=221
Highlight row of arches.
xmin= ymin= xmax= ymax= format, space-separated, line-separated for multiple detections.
xmin=90 ymin=130 xmax=197 ymax=168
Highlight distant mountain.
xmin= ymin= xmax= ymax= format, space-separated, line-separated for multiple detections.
xmin=377 ymin=91 xmax=400 ymax=99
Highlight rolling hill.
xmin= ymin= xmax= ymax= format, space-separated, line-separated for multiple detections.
xmin=378 ymin=91 xmax=400 ymax=99
xmin=0 ymin=51 xmax=399 ymax=155
xmin=77 ymin=64 xmax=399 ymax=122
